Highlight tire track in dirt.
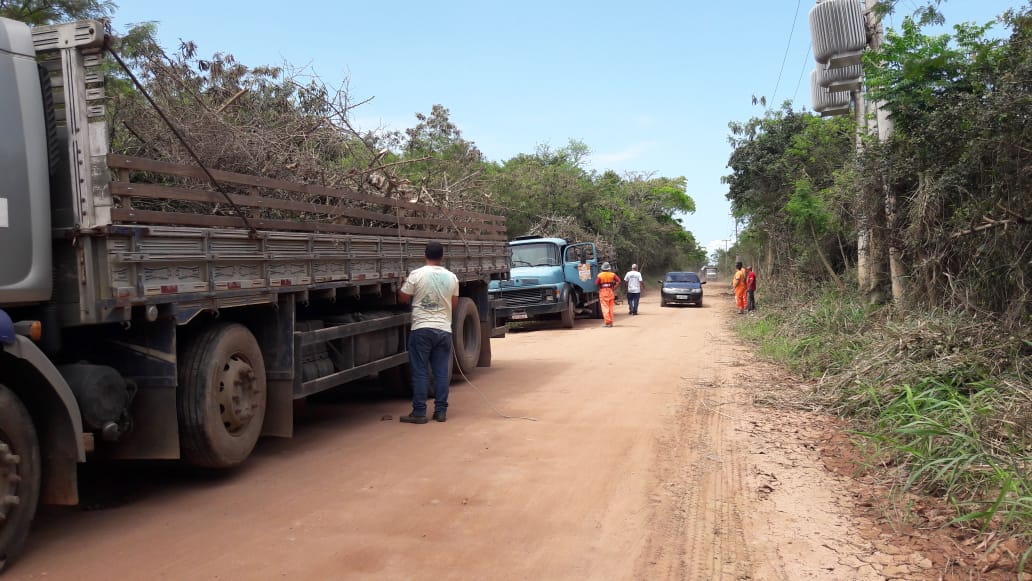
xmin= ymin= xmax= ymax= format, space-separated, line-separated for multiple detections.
xmin=636 ymin=307 xmax=755 ymax=580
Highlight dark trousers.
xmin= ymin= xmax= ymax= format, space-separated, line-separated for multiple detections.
xmin=627 ymin=292 xmax=641 ymax=314
xmin=747 ymin=290 xmax=756 ymax=311
xmin=408 ymin=328 xmax=452 ymax=416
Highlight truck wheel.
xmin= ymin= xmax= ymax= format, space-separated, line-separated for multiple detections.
xmin=178 ymin=323 xmax=267 ymax=468
xmin=452 ymin=298 xmax=481 ymax=376
xmin=591 ymin=299 xmax=603 ymax=319
xmin=560 ymin=296 xmax=576 ymax=329
xmin=0 ymin=384 xmax=41 ymax=573
xmin=477 ymin=320 xmax=492 ymax=367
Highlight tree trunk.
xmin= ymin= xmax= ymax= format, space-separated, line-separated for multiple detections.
xmin=766 ymin=230 xmax=775 ymax=279
xmin=857 ymin=224 xmax=870 ymax=290
xmin=811 ymin=222 xmax=845 ymax=290
xmin=885 ymin=185 xmax=905 ymax=303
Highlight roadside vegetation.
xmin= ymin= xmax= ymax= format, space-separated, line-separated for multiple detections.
xmin=728 ymin=3 xmax=1032 ymax=571
xmin=741 ymin=284 xmax=1030 ymax=556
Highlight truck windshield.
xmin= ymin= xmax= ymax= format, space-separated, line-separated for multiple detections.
xmin=510 ymin=243 xmax=560 ymax=267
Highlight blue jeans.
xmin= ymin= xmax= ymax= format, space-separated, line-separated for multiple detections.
xmin=408 ymin=328 xmax=452 ymax=416
xmin=627 ymin=292 xmax=641 ymax=314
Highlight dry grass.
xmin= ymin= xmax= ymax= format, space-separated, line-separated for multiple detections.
xmin=737 ymin=279 xmax=1032 ymax=570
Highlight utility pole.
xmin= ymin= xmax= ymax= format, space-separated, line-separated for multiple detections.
xmin=864 ymin=0 xmax=904 ymax=303
xmin=854 ymin=85 xmax=871 ymax=293
xmin=733 ymin=217 xmax=740 ymax=263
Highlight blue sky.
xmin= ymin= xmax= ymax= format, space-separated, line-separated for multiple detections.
xmin=112 ymin=1 xmax=1020 ymax=259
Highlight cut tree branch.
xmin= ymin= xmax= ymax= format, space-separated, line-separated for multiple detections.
xmin=950 ymin=207 xmax=1031 ymax=239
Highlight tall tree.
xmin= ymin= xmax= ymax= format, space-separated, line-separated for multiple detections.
xmin=0 ymin=0 xmax=115 ymax=24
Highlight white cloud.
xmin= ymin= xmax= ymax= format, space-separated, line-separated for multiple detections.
xmin=589 ymin=141 xmax=656 ymax=168
xmin=706 ymin=239 xmax=730 ymax=258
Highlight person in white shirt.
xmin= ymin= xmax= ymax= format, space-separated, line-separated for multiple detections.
xmin=623 ymin=264 xmax=645 ymax=315
xmin=397 ymin=242 xmax=459 ymax=423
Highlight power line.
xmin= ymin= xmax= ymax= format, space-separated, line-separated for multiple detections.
xmin=792 ymin=45 xmax=813 ymax=107
xmin=770 ymin=0 xmax=804 ymax=105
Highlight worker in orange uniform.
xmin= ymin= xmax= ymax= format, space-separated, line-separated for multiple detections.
xmin=732 ymin=261 xmax=747 ymax=314
xmin=595 ymin=262 xmax=621 ymax=327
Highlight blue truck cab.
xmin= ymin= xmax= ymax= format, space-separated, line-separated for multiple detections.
xmin=488 ymin=236 xmax=605 ymax=329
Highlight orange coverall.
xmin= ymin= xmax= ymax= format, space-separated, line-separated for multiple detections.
xmin=732 ymin=267 xmax=748 ymax=312
xmin=595 ymin=271 xmax=621 ymax=325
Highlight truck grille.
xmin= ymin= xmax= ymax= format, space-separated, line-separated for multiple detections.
xmin=496 ymin=288 xmax=545 ymax=307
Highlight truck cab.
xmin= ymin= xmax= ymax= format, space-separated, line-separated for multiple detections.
xmin=488 ymin=236 xmax=605 ymax=329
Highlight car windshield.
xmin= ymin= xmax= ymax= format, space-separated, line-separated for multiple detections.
xmin=510 ymin=243 xmax=560 ymax=267
xmin=665 ymin=272 xmax=699 ymax=283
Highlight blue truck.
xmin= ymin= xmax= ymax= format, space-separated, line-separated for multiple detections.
xmin=488 ymin=236 xmax=611 ymax=329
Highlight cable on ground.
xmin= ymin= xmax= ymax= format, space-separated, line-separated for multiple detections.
xmin=453 ymin=350 xmax=537 ymax=422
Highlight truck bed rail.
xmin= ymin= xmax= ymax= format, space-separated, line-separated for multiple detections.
xmin=106 ymin=155 xmax=506 ymax=241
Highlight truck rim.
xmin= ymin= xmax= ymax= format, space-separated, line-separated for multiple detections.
xmin=0 ymin=441 xmax=20 ymax=528
xmin=217 ymin=354 xmax=259 ymax=435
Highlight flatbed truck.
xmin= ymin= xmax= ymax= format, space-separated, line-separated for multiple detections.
xmin=0 ymin=18 xmax=508 ymax=570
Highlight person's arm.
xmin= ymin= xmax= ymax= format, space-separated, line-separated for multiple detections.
xmin=399 ymin=273 xmax=416 ymax=305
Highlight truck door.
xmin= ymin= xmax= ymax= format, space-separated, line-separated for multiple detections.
xmin=563 ymin=243 xmax=600 ymax=293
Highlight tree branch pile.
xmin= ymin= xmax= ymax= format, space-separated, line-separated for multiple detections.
xmin=106 ymin=32 xmax=493 ymax=230
xmin=526 ymin=214 xmax=616 ymax=263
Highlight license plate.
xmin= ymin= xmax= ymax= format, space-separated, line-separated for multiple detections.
xmin=676 ymin=295 xmax=688 ymax=300
xmin=510 ymin=311 xmax=529 ymax=320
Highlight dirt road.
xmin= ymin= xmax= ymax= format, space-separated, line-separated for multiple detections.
xmin=5 ymin=291 xmax=985 ymax=580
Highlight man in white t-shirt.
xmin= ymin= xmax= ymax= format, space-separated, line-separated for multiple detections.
xmin=398 ymin=242 xmax=459 ymax=423
xmin=623 ymin=264 xmax=645 ymax=315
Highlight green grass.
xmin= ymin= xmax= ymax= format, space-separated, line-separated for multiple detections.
xmin=737 ymin=281 xmax=1032 ymax=568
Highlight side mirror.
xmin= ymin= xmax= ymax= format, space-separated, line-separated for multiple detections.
xmin=657 ymin=280 xmax=663 ymax=284
xmin=700 ymin=281 xmax=707 ymax=285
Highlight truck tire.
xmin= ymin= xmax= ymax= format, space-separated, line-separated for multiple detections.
xmin=452 ymin=298 xmax=481 ymax=376
xmin=178 ymin=323 xmax=267 ymax=469
xmin=560 ymin=295 xmax=576 ymax=329
xmin=0 ymin=384 xmax=41 ymax=574
xmin=477 ymin=320 xmax=492 ymax=367
xmin=591 ymin=298 xmax=603 ymax=319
